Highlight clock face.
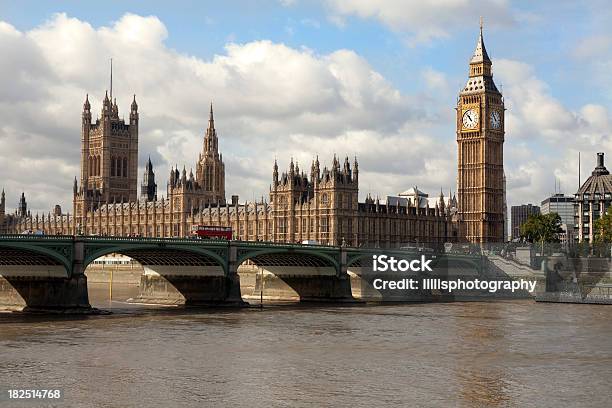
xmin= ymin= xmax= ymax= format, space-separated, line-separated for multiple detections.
xmin=490 ymin=110 xmax=501 ymax=129
xmin=462 ymin=109 xmax=479 ymax=129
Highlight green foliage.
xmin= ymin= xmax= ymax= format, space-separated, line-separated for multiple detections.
xmin=520 ymin=213 xmax=562 ymax=247
xmin=594 ymin=207 xmax=612 ymax=243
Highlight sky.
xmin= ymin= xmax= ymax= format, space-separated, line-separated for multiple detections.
xmin=1 ymin=0 xmax=611 ymax=216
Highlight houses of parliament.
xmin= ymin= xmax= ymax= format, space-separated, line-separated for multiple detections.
xmin=0 ymin=26 xmax=506 ymax=246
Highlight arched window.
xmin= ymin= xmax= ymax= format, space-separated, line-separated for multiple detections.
xmin=111 ymin=157 xmax=116 ymax=177
xmin=97 ymin=156 xmax=101 ymax=176
xmin=89 ymin=157 xmax=93 ymax=176
xmin=321 ymin=193 xmax=329 ymax=205
xmin=321 ymin=217 xmax=329 ymax=233
xmin=123 ymin=158 xmax=128 ymax=178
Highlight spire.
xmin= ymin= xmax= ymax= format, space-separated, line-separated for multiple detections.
xmin=131 ymin=94 xmax=138 ymax=111
xmin=202 ymin=102 xmax=218 ymax=157
xmin=18 ymin=192 xmax=27 ymax=217
xmin=470 ymin=17 xmax=491 ymax=65
xmin=209 ymin=102 xmax=214 ymax=127
xmin=83 ymin=94 xmax=90 ymax=111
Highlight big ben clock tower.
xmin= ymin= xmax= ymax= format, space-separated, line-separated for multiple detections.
xmin=457 ymin=20 xmax=505 ymax=244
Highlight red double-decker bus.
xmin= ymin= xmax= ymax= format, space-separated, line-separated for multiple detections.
xmin=191 ymin=225 xmax=233 ymax=240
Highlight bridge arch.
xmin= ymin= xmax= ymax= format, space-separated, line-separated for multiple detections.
xmin=236 ymin=248 xmax=340 ymax=271
xmin=235 ymin=246 xmax=350 ymax=302
xmin=0 ymin=242 xmax=72 ymax=274
xmin=82 ymin=241 xmax=238 ymax=306
xmin=83 ymin=244 xmax=228 ymax=273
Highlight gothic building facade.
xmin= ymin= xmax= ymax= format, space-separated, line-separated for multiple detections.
xmin=456 ymin=23 xmax=505 ymax=243
xmin=0 ymin=25 xmax=504 ymax=247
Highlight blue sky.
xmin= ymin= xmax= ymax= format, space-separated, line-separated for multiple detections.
xmin=3 ymin=0 xmax=608 ymax=106
xmin=0 ymin=0 xmax=611 ymax=215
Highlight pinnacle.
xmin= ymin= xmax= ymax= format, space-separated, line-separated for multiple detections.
xmin=470 ymin=19 xmax=491 ymax=64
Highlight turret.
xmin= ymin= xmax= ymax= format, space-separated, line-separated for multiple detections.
xmin=0 ymin=189 xmax=5 ymax=216
xmin=82 ymin=94 xmax=91 ymax=117
xmin=112 ymin=97 xmax=119 ymax=117
xmin=439 ymin=188 xmax=445 ymax=213
xmin=18 ymin=192 xmax=27 ymax=218
xmin=169 ymin=167 xmax=176 ymax=188
xmin=141 ymin=157 xmax=157 ymax=201
xmin=102 ymin=90 xmax=111 ymax=115
xmin=273 ymin=159 xmax=279 ymax=187
xmin=130 ymin=94 xmax=138 ymax=125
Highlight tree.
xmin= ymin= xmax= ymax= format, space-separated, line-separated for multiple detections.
xmin=592 ymin=207 xmax=612 ymax=257
xmin=594 ymin=207 xmax=612 ymax=243
xmin=520 ymin=213 xmax=562 ymax=254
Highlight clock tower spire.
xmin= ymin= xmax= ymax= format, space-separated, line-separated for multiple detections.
xmin=456 ymin=20 xmax=505 ymax=244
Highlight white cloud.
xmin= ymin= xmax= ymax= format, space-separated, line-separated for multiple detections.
xmin=324 ymin=0 xmax=516 ymax=44
xmin=421 ymin=67 xmax=448 ymax=92
xmin=0 ymin=13 xmax=451 ymax=214
xmin=3 ymin=12 xmax=608 ymax=221
xmin=493 ymin=58 xmax=612 ymax=207
xmin=572 ymin=35 xmax=612 ymax=59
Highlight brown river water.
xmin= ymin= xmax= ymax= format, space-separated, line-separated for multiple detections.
xmin=1 ymin=283 xmax=611 ymax=407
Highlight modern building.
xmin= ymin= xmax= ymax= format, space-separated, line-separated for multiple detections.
xmin=511 ymin=204 xmax=540 ymax=240
xmin=541 ymin=194 xmax=574 ymax=225
xmin=0 ymin=25 xmax=504 ymax=247
xmin=574 ymin=152 xmax=612 ymax=243
xmin=541 ymin=193 xmax=575 ymax=245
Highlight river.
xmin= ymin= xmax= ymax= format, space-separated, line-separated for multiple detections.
xmin=1 ymin=284 xmax=611 ymax=407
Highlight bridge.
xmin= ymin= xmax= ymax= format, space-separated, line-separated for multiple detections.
xmin=0 ymin=235 xmax=486 ymax=311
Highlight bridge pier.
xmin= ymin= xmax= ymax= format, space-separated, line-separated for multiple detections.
xmin=0 ymin=273 xmax=90 ymax=312
xmin=130 ymin=244 xmax=245 ymax=306
xmin=132 ymin=265 xmax=245 ymax=306
xmin=252 ymin=270 xmax=354 ymax=302
xmin=0 ymin=239 xmax=91 ymax=312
